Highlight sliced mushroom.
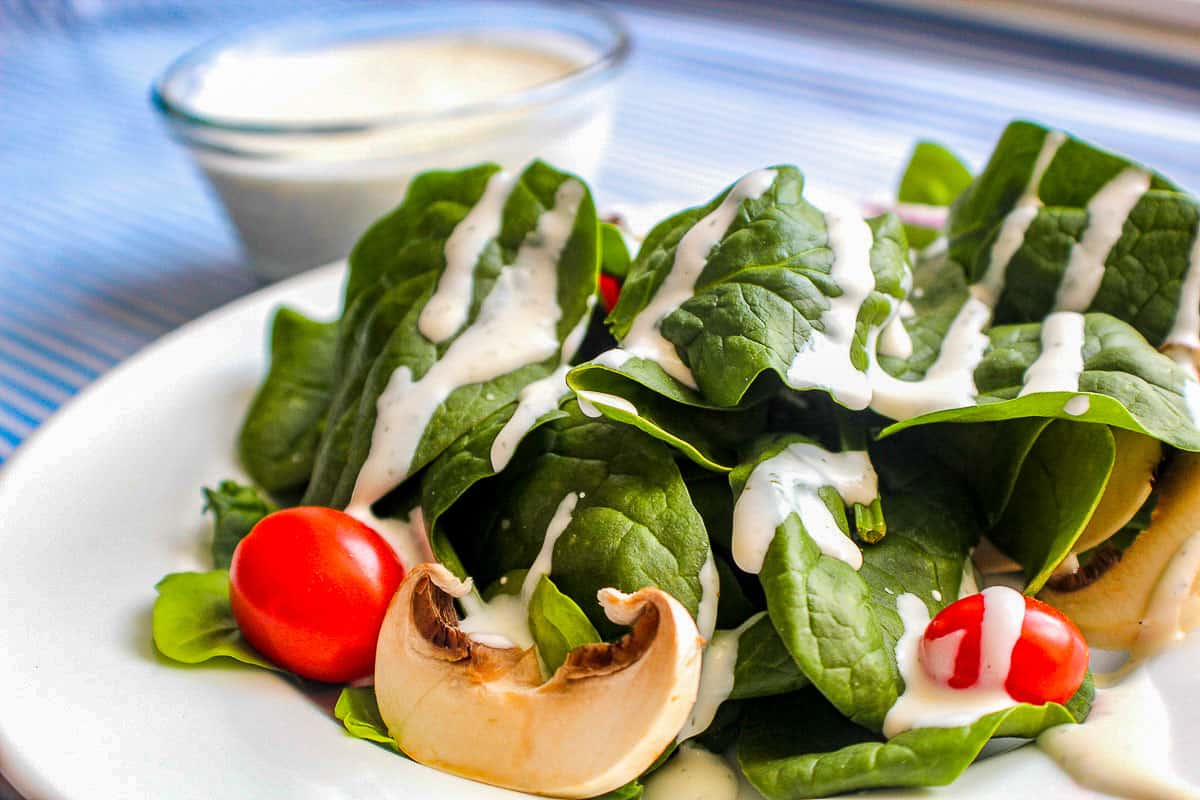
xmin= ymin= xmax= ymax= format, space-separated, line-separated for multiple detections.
xmin=1070 ymin=429 xmax=1161 ymax=555
xmin=374 ymin=563 xmax=703 ymax=798
xmin=1041 ymin=452 xmax=1200 ymax=649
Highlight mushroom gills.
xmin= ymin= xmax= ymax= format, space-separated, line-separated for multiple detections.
xmin=374 ymin=563 xmax=704 ymax=799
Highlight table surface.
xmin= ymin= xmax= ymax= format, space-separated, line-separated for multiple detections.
xmin=1 ymin=3 xmax=1199 ymax=796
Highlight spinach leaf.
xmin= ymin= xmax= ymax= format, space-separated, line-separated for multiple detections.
xmin=759 ymin=514 xmax=900 ymax=730
xmin=737 ymin=681 xmax=1090 ymax=800
xmin=152 ymin=571 xmax=275 ymax=671
xmin=203 ymin=481 xmax=275 ymax=569
xmin=593 ymin=782 xmax=643 ymax=800
xmin=897 ymin=141 xmax=973 ymax=248
xmin=600 ymin=221 xmax=632 ymax=279
xmin=418 ymin=396 xmax=571 ymax=536
xmin=238 ymin=307 xmax=338 ymax=495
xmin=303 ymin=161 xmax=598 ymax=508
xmin=334 ymin=687 xmax=400 ymax=752
xmin=990 ymin=420 xmax=1115 ymax=593
xmin=528 ymin=574 xmax=601 ymax=674
xmin=451 ymin=404 xmax=712 ymax=636
xmin=948 ymin=120 xmax=1177 ymax=279
xmin=946 ymin=121 xmax=1196 ymax=348
xmin=714 ymin=551 xmax=762 ymax=629
xmin=566 ymin=364 xmax=769 ymax=471
xmin=745 ymin=434 xmax=978 ymax=732
xmin=730 ymin=613 xmax=809 ymax=700
xmin=881 ymin=313 xmax=1200 ymax=451
xmin=596 ymin=168 xmax=909 ymax=410
xmin=930 ymin=419 xmax=1052 ymax=527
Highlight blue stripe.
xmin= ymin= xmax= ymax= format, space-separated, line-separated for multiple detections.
xmin=1 ymin=0 xmax=1199 ymax=458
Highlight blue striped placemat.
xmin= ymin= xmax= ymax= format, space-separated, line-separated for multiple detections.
xmin=1 ymin=0 xmax=1199 ymax=463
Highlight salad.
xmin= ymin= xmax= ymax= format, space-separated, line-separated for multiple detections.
xmin=152 ymin=120 xmax=1200 ymax=800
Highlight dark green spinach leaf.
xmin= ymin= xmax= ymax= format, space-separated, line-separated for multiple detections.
xmin=203 ymin=481 xmax=276 ymax=569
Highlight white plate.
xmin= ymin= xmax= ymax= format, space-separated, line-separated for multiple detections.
xmin=0 ymin=261 xmax=1197 ymax=800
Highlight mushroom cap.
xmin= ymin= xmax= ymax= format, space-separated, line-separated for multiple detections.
xmin=1041 ymin=452 xmax=1200 ymax=649
xmin=374 ymin=563 xmax=704 ymax=798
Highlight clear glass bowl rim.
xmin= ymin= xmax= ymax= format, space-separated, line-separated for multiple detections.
xmin=151 ymin=0 xmax=630 ymax=138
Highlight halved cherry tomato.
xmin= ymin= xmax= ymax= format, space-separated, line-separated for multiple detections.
xmin=599 ymin=273 xmax=622 ymax=312
xmin=919 ymin=590 xmax=1088 ymax=705
xmin=229 ymin=507 xmax=404 ymax=683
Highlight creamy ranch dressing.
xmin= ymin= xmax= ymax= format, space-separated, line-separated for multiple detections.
xmin=1128 ymin=531 xmax=1200 ymax=664
xmin=622 ymin=170 xmax=777 ymax=388
xmin=1064 ymin=395 xmax=1091 ymax=416
xmin=458 ymin=492 xmax=580 ymax=649
xmin=786 ymin=206 xmax=877 ymax=409
xmin=978 ymin=130 xmax=1067 ymax=305
xmin=187 ymin=36 xmax=584 ymax=124
xmin=351 ymin=179 xmax=583 ymax=507
xmin=877 ymin=315 xmax=914 ymax=359
xmin=1054 ymin=168 xmax=1151 ymax=313
xmin=883 ymin=588 xmax=1025 ymax=738
xmin=867 ymin=295 xmax=992 ymax=420
xmin=591 ymin=347 xmax=633 ymax=370
xmin=1164 ymin=220 xmax=1200 ymax=350
xmin=489 ymin=302 xmax=593 ymax=472
xmin=576 ymin=390 xmax=639 ymax=419
xmin=678 ymin=612 xmax=765 ymax=743
xmin=1038 ymin=668 xmax=1200 ymax=800
xmin=345 ymin=504 xmax=431 ymax=568
xmin=866 ymin=130 xmax=1067 ymax=421
xmin=696 ymin=552 xmax=721 ymax=642
xmin=419 ymin=170 xmax=517 ymax=343
xmin=642 ymin=743 xmax=740 ymax=800
xmin=1167 ymin=347 xmax=1200 ymax=425
xmin=1018 ymin=311 xmax=1087 ymax=396
xmin=731 ymin=443 xmax=876 ymax=574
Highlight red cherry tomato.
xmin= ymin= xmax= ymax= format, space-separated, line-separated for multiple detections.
xmin=229 ymin=507 xmax=405 ymax=683
xmin=599 ymin=273 xmax=622 ymax=312
xmin=919 ymin=590 xmax=1088 ymax=706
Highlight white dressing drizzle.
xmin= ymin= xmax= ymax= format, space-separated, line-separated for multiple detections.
xmin=1064 ymin=395 xmax=1090 ymax=416
xmin=1164 ymin=220 xmax=1200 ymax=351
xmin=418 ymin=170 xmax=517 ymax=343
xmin=1167 ymin=347 xmax=1200 ymax=425
xmin=351 ymin=179 xmax=584 ymax=507
xmin=678 ymin=612 xmax=765 ymax=743
xmin=878 ymin=315 xmax=914 ymax=359
xmin=591 ymin=347 xmax=633 ymax=370
xmin=866 ymin=131 xmax=1066 ymax=421
xmin=731 ymin=443 xmax=876 ymax=574
xmin=344 ymin=504 xmax=431 ymax=569
xmin=576 ymin=390 xmax=638 ymax=419
xmin=458 ymin=492 xmax=580 ymax=649
xmin=786 ymin=206 xmax=877 ymax=409
xmin=868 ymin=295 xmax=991 ymax=420
xmin=883 ymin=587 xmax=1025 ymax=738
xmin=696 ymin=551 xmax=721 ymax=642
xmin=1018 ymin=311 xmax=1086 ymax=396
xmin=977 ymin=130 xmax=1067 ymax=305
xmin=643 ymin=743 xmax=740 ymax=800
xmin=488 ymin=302 xmax=593 ymax=472
xmin=959 ymin=555 xmax=980 ymax=599
xmin=1128 ymin=531 xmax=1200 ymax=664
xmin=1038 ymin=668 xmax=1200 ymax=800
xmin=1054 ymin=168 xmax=1151 ymax=312
xmin=623 ymin=169 xmax=777 ymax=388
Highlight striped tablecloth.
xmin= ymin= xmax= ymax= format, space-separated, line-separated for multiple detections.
xmin=2 ymin=0 xmax=1200 ymax=465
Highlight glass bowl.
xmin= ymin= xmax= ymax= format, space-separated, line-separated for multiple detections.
xmin=152 ymin=0 xmax=630 ymax=281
